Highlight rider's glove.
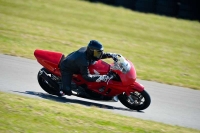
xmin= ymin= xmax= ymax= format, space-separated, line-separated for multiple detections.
xmin=110 ymin=53 xmax=118 ymax=62
xmin=96 ymin=75 xmax=110 ymax=82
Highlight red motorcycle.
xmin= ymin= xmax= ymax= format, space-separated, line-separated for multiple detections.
xmin=34 ymin=49 xmax=151 ymax=110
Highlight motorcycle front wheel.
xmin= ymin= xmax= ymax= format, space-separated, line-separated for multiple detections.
xmin=118 ymin=90 xmax=151 ymax=110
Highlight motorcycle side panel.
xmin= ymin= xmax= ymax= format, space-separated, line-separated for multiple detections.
xmin=34 ymin=49 xmax=63 ymax=76
xmin=88 ymin=60 xmax=110 ymax=75
xmin=102 ymin=81 xmax=144 ymax=97
xmin=104 ymin=81 xmax=127 ymax=96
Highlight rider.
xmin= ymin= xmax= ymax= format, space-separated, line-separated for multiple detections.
xmin=59 ymin=40 xmax=118 ymax=96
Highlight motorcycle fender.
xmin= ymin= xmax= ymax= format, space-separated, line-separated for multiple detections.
xmin=126 ymin=82 xmax=144 ymax=95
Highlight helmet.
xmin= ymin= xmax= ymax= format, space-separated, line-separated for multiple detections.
xmin=86 ymin=40 xmax=104 ymax=61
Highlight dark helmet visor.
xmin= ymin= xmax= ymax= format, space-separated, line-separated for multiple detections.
xmin=93 ymin=49 xmax=103 ymax=59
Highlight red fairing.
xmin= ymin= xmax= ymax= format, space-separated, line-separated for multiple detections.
xmin=118 ymin=61 xmax=136 ymax=86
xmin=88 ymin=60 xmax=110 ymax=75
xmin=133 ymin=81 xmax=144 ymax=92
xmin=34 ymin=49 xmax=63 ymax=76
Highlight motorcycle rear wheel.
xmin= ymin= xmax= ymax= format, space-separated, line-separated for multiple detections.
xmin=118 ymin=90 xmax=151 ymax=110
xmin=37 ymin=68 xmax=60 ymax=96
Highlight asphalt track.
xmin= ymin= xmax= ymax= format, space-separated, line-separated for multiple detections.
xmin=0 ymin=54 xmax=200 ymax=130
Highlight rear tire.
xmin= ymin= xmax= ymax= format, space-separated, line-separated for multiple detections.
xmin=37 ymin=68 xmax=60 ymax=96
xmin=118 ymin=90 xmax=151 ymax=110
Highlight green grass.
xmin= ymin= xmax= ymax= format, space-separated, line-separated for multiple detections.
xmin=0 ymin=0 xmax=200 ymax=89
xmin=0 ymin=91 xmax=199 ymax=133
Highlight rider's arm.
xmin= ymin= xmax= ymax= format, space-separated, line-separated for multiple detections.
xmin=80 ymin=66 xmax=109 ymax=82
xmin=101 ymin=52 xmax=114 ymax=59
xmin=101 ymin=53 xmax=118 ymax=62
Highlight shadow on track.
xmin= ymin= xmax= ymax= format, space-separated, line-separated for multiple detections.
xmin=13 ymin=90 xmax=144 ymax=113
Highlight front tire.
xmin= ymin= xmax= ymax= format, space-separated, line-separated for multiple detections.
xmin=37 ymin=68 xmax=60 ymax=96
xmin=118 ymin=90 xmax=151 ymax=110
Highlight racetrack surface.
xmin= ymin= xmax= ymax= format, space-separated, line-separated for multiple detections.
xmin=0 ymin=54 xmax=200 ymax=130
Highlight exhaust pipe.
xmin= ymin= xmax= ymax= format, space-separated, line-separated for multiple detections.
xmin=39 ymin=70 xmax=59 ymax=89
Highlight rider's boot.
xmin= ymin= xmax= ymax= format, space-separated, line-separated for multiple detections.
xmin=57 ymin=84 xmax=65 ymax=97
xmin=59 ymin=84 xmax=72 ymax=96
xmin=59 ymin=90 xmax=65 ymax=97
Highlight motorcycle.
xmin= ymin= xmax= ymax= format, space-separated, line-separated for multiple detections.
xmin=34 ymin=49 xmax=151 ymax=110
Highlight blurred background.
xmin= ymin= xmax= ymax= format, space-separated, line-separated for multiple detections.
xmin=1 ymin=1 xmax=200 ymax=132
xmin=86 ymin=0 xmax=200 ymax=21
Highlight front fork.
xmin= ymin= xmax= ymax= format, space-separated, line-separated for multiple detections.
xmin=125 ymin=81 xmax=144 ymax=102
xmin=112 ymin=82 xmax=144 ymax=102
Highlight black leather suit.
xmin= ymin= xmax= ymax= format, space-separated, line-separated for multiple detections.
xmin=59 ymin=47 xmax=113 ymax=93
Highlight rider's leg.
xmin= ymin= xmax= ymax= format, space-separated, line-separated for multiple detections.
xmin=60 ymin=70 xmax=73 ymax=96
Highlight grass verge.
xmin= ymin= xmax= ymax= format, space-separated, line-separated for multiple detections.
xmin=0 ymin=0 xmax=199 ymax=89
xmin=0 ymin=91 xmax=199 ymax=133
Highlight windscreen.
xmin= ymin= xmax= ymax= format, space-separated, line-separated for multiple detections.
xmin=111 ymin=55 xmax=131 ymax=73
